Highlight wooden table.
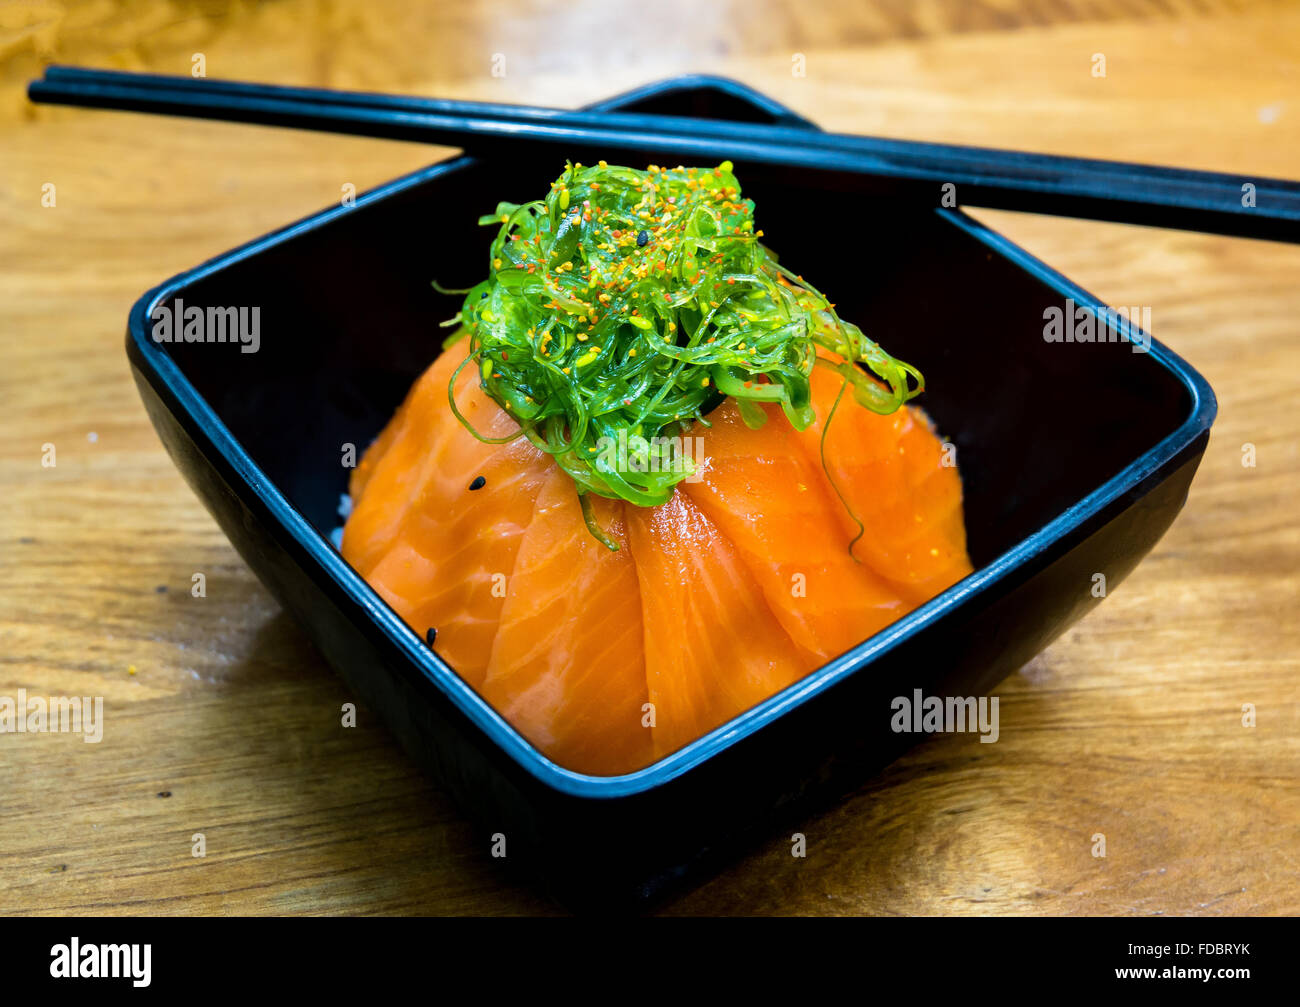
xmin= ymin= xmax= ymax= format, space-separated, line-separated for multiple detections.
xmin=2 ymin=0 xmax=1296 ymax=916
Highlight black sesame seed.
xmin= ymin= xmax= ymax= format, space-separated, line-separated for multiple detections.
xmin=157 ymin=791 xmax=171 ymax=798
xmin=426 ymin=627 xmax=437 ymax=647
xmin=155 ymin=585 xmax=168 ymax=594
xmin=636 ymin=230 xmax=650 ymax=247
xmin=469 ymin=475 xmax=486 ymax=491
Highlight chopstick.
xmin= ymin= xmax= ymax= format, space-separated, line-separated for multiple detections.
xmin=28 ymin=66 xmax=1300 ymax=244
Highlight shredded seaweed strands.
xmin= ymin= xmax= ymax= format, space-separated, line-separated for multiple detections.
xmin=446 ymin=160 xmax=924 ymax=536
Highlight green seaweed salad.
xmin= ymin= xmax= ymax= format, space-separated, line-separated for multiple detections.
xmin=441 ymin=160 xmax=923 ymax=545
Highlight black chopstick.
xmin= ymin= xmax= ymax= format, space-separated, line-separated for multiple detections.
xmin=28 ymin=67 xmax=1300 ymax=245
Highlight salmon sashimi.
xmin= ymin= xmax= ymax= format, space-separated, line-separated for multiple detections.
xmin=336 ymin=163 xmax=978 ymax=777
xmin=342 ymin=354 xmax=551 ymax=685
xmin=792 ymin=363 xmax=974 ymax=603
xmin=478 ymin=468 xmax=653 ymax=775
xmin=626 ymin=489 xmax=812 ymax=760
xmin=342 ymin=349 xmax=466 ymax=577
xmin=343 ymin=355 xmax=972 ymax=775
xmin=682 ymin=399 xmax=910 ymax=664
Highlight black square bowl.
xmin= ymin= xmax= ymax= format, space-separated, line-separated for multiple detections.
xmin=125 ymin=76 xmax=1216 ymax=909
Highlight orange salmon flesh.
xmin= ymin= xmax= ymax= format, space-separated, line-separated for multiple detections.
xmin=341 ymin=354 xmax=973 ymax=776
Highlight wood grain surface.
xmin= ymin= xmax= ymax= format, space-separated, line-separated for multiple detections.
xmin=1 ymin=0 xmax=1296 ymax=916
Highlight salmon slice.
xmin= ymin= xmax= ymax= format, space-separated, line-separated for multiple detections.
xmin=343 ymin=350 xmax=552 ymax=685
xmin=348 ymin=401 xmax=404 ymax=503
xmin=342 ymin=349 xmax=468 ymax=576
xmin=793 ymin=364 xmax=973 ymax=602
xmin=626 ymin=489 xmax=813 ymax=760
xmin=683 ymin=400 xmax=909 ymax=664
xmin=479 ymin=469 xmax=653 ymax=775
